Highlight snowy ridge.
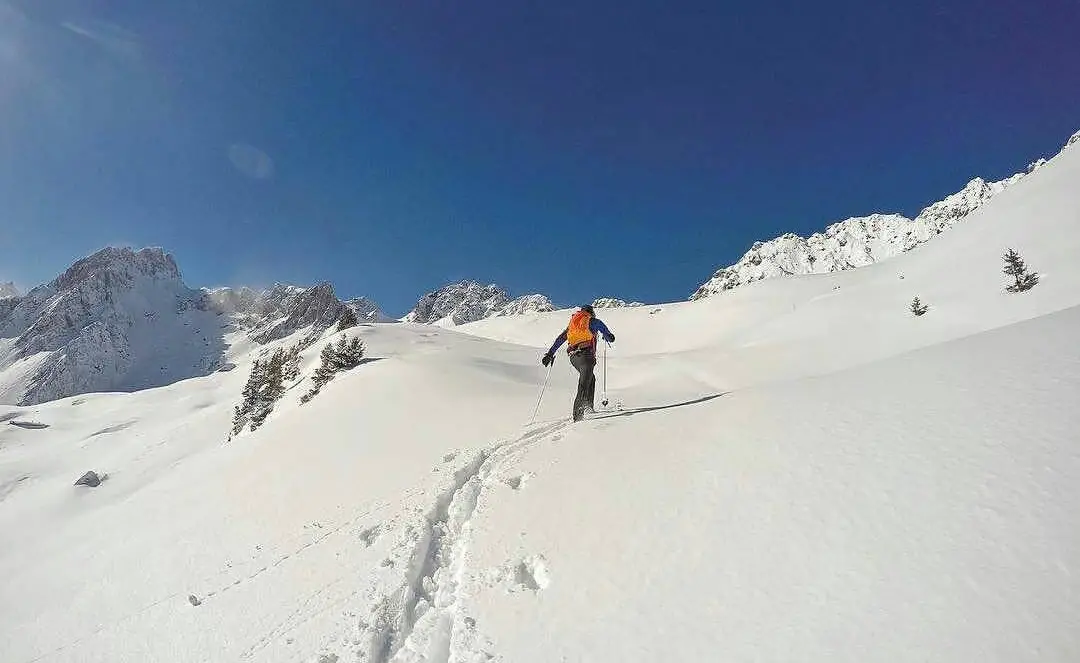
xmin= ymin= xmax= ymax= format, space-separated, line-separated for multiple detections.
xmin=0 ymin=282 xmax=18 ymax=299
xmin=404 ymin=281 xmax=554 ymax=325
xmin=691 ymin=132 xmax=1074 ymax=299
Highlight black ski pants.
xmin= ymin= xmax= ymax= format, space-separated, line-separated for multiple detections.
xmin=568 ymin=345 xmax=596 ymax=419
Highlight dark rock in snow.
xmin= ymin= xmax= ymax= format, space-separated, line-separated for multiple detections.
xmin=8 ymin=420 xmax=49 ymax=429
xmin=74 ymin=471 xmax=102 ymax=487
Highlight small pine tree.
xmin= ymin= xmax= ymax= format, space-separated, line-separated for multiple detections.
xmin=337 ymin=307 xmax=359 ymax=331
xmin=340 ymin=337 xmax=365 ymax=367
xmin=232 ymin=359 xmax=265 ymax=435
xmin=249 ymin=349 xmax=287 ymax=430
xmin=1003 ymin=249 xmax=1040 ymax=293
xmin=910 ymin=296 xmax=929 ymax=317
xmin=300 ymin=336 xmax=367 ymax=404
xmin=283 ymin=345 xmax=301 ymax=382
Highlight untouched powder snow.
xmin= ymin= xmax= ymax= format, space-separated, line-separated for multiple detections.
xmin=1 ymin=140 xmax=1079 ymax=662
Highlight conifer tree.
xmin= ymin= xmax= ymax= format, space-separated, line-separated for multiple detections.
xmin=283 ymin=345 xmax=301 ymax=382
xmin=910 ymin=297 xmax=929 ymax=317
xmin=337 ymin=307 xmax=359 ymax=331
xmin=1003 ymin=249 xmax=1040 ymax=293
xmin=301 ymin=335 xmax=367 ymax=404
xmin=232 ymin=359 xmax=264 ymax=435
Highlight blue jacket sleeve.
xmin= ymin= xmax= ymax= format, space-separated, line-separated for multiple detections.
xmin=547 ymin=329 xmax=567 ymax=356
xmin=590 ymin=318 xmax=614 ymax=342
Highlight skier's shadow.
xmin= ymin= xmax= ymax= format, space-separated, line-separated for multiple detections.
xmin=591 ymin=393 xmax=728 ymax=420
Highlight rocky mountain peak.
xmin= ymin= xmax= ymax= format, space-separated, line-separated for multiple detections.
xmin=405 ymin=281 xmax=510 ymax=325
xmin=50 ymin=247 xmax=181 ymax=293
xmin=0 ymin=282 xmax=18 ymax=299
xmin=405 ymin=281 xmax=557 ymax=325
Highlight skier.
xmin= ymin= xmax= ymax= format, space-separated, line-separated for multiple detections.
xmin=541 ymin=304 xmax=615 ymax=421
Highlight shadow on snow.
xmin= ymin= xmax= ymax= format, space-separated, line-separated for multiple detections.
xmin=590 ymin=393 xmax=729 ymax=420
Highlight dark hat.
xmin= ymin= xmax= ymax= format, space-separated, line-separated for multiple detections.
xmin=580 ymin=304 xmax=595 ymax=315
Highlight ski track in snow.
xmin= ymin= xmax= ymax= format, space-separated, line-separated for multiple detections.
xmin=352 ymin=419 xmax=569 ymax=663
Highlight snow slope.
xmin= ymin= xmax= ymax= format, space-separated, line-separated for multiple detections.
xmin=3 ymin=303 xmax=1078 ymax=662
xmin=1 ymin=136 xmax=1079 ymax=662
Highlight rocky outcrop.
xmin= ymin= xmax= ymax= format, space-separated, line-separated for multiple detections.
xmin=499 ymin=294 xmax=556 ymax=316
xmin=592 ymin=298 xmax=645 ymax=309
xmin=405 ymin=282 xmax=557 ymax=325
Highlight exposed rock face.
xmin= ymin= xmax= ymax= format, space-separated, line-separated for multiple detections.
xmin=405 ymin=282 xmax=557 ymax=325
xmin=405 ymin=281 xmax=510 ymax=325
xmin=250 ymin=283 xmax=346 ymax=344
xmin=592 ymin=298 xmax=645 ymax=309
xmin=344 ymin=297 xmax=387 ymax=323
xmin=499 ymin=294 xmax=556 ymax=316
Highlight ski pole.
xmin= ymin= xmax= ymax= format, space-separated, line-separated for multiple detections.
xmin=601 ymin=342 xmax=609 ymax=407
xmin=529 ymin=363 xmax=552 ymax=425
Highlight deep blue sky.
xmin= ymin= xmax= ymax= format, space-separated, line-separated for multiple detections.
xmin=2 ymin=0 xmax=1078 ymax=315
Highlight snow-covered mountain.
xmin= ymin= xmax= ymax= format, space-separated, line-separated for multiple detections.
xmin=0 ymin=282 xmax=18 ymax=299
xmin=211 ymin=283 xmax=349 ymax=344
xmin=404 ymin=281 xmax=554 ymax=325
xmin=690 ymin=136 xmax=1071 ymax=299
xmin=0 ymin=247 xmax=223 ymax=405
xmin=0 ymin=249 xmax=382 ymax=405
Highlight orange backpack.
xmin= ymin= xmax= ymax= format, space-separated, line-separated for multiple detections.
xmin=566 ymin=309 xmax=594 ymax=348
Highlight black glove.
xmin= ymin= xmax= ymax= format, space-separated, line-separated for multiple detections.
xmin=541 ymin=353 xmax=554 ymax=367
xmin=605 ymin=333 xmax=615 ymax=343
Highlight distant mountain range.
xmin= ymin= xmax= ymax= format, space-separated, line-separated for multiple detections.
xmin=3 ymin=128 xmax=1076 ymax=405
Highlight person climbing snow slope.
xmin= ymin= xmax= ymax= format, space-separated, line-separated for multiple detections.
xmin=542 ymin=304 xmax=616 ymax=421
